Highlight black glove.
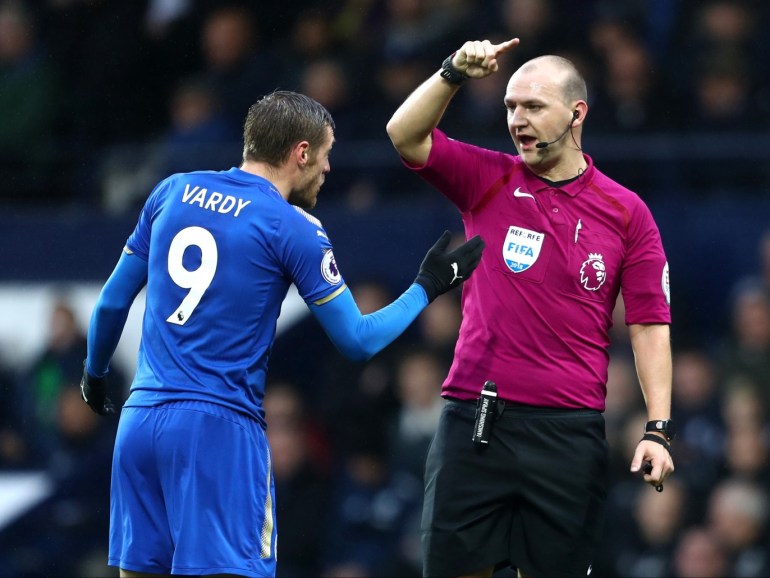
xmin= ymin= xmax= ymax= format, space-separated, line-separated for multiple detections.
xmin=415 ymin=231 xmax=485 ymax=302
xmin=80 ymin=361 xmax=116 ymax=416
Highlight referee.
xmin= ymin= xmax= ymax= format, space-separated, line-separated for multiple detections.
xmin=387 ymin=38 xmax=675 ymax=577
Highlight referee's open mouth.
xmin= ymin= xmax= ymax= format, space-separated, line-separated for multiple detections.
xmin=517 ymin=135 xmax=537 ymax=150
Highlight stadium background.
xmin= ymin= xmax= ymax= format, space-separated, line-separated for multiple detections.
xmin=1 ymin=1 xmax=769 ymax=576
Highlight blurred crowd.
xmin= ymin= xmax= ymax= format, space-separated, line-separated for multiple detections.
xmin=1 ymin=0 xmax=770 ymax=577
xmin=1 ymin=0 xmax=770 ymax=207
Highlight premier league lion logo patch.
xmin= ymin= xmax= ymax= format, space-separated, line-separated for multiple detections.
xmin=321 ymin=249 xmax=341 ymax=285
xmin=580 ymin=253 xmax=607 ymax=291
xmin=503 ymin=226 xmax=544 ymax=273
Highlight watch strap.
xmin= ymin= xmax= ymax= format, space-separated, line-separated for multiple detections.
xmin=641 ymin=433 xmax=671 ymax=453
xmin=440 ymin=53 xmax=468 ymax=86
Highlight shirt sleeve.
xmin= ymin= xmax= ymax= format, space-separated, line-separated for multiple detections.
xmin=309 ymin=283 xmax=429 ymax=361
xmin=125 ymin=178 xmax=169 ymax=259
xmin=621 ymin=201 xmax=671 ymax=325
xmin=402 ymin=128 xmax=513 ymax=212
xmin=87 ymin=251 xmax=148 ymax=376
xmin=276 ymin=208 xmax=347 ymax=305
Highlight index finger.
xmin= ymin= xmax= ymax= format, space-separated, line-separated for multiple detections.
xmin=493 ymin=38 xmax=520 ymax=56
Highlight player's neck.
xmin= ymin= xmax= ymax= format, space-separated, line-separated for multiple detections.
xmin=240 ymin=161 xmax=291 ymax=201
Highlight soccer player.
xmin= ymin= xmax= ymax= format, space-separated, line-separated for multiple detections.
xmin=79 ymin=91 xmax=484 ymax=578
xmin=386 ymin=39 xmax=675 ymax=577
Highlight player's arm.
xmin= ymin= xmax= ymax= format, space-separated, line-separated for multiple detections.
xmin=628 ymin=323 xmax=675 ymax=486
xmin=310 ymin=284 xmax=426 ymax=361
xmin=310 ymin=231 xmax=484 ymax=361
xmin=81 ymin=250 xmax=147 ymax=415
xmin=386 ymin=38 xmax=519 ymax=166
xmin=87 ymin=250 xmax=148 ymax=376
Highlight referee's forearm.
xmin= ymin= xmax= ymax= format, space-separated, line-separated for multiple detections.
xmin=629 ymin=323 xmax=672 ymax=419
xmin=386 ymin=72 xmax=458 ymax=165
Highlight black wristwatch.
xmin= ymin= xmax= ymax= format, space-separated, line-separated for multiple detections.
xmin=440 ymin=53 xmax=468 ymax=86
xmin=645 ymin=419 xmax=677 ymax=442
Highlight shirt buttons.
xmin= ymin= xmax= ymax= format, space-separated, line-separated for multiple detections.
xmin=552 ymin=207 xmax=559 ymax=213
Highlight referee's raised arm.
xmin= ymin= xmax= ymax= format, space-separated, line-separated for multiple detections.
xmin=386 ymin=38 xmax=519 ymax=166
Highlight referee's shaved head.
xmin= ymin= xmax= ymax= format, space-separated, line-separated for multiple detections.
xmin=519 ymin=55 xmax=587 ymax=105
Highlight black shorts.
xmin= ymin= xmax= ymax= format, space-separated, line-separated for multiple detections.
xmin=422 ymin=398 xmax=609 ymax=578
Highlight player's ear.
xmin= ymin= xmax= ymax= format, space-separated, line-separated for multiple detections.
xmin=295 ymin=141 xmax=310 ymax=166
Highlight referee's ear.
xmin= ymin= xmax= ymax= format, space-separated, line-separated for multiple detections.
xmin=570 ymin=101 xmax=588 ymax=128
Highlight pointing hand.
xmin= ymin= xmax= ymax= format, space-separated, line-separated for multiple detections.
xmin=452 ymin=38 xmax=520 ymax=79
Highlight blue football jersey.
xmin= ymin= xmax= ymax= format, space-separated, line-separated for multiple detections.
xmin=124 ymin=167 xmax=346 ymax=425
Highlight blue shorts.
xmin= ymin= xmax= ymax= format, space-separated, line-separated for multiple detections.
xmin=108 ymin=400 xmax=276 ymax=577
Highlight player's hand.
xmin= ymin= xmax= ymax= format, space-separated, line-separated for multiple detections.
xmin=415 ymin=231 xmax=485 ymax=302
xmin=80 ymin=361 xmax=116 ymax=416
xmin=452 ymin=38 xmax=520 ymax=79
xmin=630 ymin=436 xmax=674 ymax=490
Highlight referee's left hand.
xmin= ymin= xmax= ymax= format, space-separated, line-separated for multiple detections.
xmin=630 ymin=437 xmax=674 ymax=489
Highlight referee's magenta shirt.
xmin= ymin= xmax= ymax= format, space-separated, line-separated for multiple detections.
xmin=405 ymin=129 xmax=671 ymax=410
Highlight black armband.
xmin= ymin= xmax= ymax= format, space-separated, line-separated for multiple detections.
xmin=440 ymin=53 xmax=468 ymax=86
xmin=641 ymin=433 xmax=671 ymax=453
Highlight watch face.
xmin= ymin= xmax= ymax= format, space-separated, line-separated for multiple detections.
xmin=648 ymin=419 xmax=676 ymax=441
